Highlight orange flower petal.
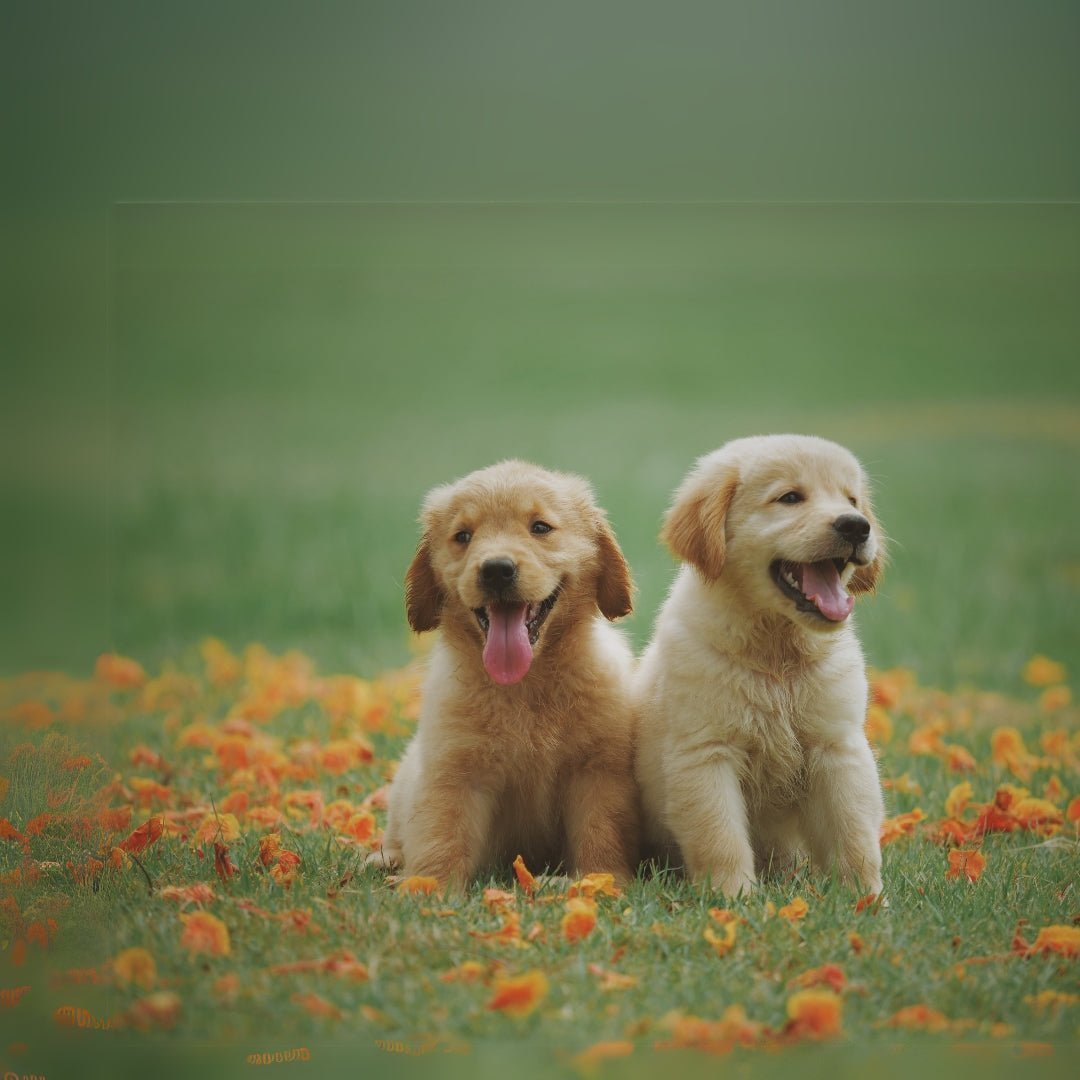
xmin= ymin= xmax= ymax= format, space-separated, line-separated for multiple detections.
xmin=790 ymin=964 xmax=845 ymax=993
xmin=1039 ymin=685 xmax=1071 ymax=712
xmin=786 ymin=989 xmax=842 ymax=1039
xmin=704 ymin=920 xmax=737 ymax=958
xmin=112 ymin=947 xmax=157 ymax=989
xmin=158 ymin=883 xmax=216 ymax=907
xmin=945 ymin=848 xmax=986 ymax=883
xmin=944 ymin=781 xmax=973 ymax=820
xmin=397 ymin=876 xmax=440 ymax=896
xmin=179 ymin=911 xmax=230 ymax=956
xmin=118 ymin=815 xmax=165 ymax=854
xmin=887 ymin=1004 xmax=951 ymax=1032
xmin=192 ymin=812 xmax=241 ymax=847
xmin=95 ymin=653 xmax=147 ymax=690
xmin=778 ymin=896 xmax=809 ymax=922
xmin=567 ymin=873 xmax=620 ymax=899
xmin=512 ymin=854 xmax=537 ymax=895
xmin=561 ymin=897 xmax=598 ymax=943
xmin=487 ymin=970 xmax=549 ymax=1017
xmin=880 ymin=808 xmax=925 ymax=845
xmin=1022 ymin=655 xmax=1066 ymax=687
xmin=291 ymin=991 xmax=343 ymax=1020
xmin=1026 ymin=925 xmax=1080 ymax=958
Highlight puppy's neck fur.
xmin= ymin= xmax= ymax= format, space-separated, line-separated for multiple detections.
xmin=689 ymin=567 xmax=843 ymax=673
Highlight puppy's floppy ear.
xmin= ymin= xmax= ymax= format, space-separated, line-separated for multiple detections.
xmin=594 ymin=516 xmax=634 ymax=620
xmin=848 ymin=505 xmax=886 ymax=595
xmin=661 ymin=461 xmax=738 ymax=581
xmin=405 ymin=534 xmax=445 ymax=632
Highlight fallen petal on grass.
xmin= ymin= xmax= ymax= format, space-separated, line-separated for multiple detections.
xmin=487 ymin=970 xmax=549 ymax=1018
xmin=179 ymin=912 xmax=230 ymax=957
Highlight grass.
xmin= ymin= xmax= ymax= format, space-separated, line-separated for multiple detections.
xmin=0 ymin=647 xmax=1077 ymax=1080
xmin=2 ymin=203 xmax=1079 ymax=1078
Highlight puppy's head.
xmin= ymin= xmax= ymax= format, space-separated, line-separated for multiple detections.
xmin=405 ymin=460 xmax=633 ymax=684
xmin=662 ymin=435 xmax=884 ymax=630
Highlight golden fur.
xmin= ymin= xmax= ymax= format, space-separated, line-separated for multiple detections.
xmin=636 ymin=435 xmax=886 ymax=896
xmin=375 ymin=460 xmax=639 ymax=888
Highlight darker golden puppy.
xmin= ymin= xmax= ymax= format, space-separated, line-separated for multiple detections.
xmin=374 ymin=460 xmax=638 ymax=888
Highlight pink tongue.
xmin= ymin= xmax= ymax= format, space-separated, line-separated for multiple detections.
xmin=800 ymin=561 xmax=854 ymax=622
xmin=482 ymin=603 xmax=533 ymax=684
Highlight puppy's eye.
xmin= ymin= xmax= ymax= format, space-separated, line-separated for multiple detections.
xmin=777 ymin=491 xmax=804 ymax=505
xmin=848 ymin=496 xmax=858 ymax=508
xmin=453 ymin=529 xmax=472 ymax=544
xmin=530 ymin=520 xmax=553 ymax=535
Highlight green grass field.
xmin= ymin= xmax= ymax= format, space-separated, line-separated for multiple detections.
xmin=9 ymin=202 xmax=1079 ymax=684
xmin=3 ymin=203 xmax=1079 ymax=1079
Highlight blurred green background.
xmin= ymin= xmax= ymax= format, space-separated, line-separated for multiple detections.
xmin=4 ymin=1 xmax=1079 ymax=690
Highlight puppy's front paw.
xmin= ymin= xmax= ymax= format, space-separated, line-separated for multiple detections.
xmin=836 ymin=848 xmax=882 ymax=896
xmin=696 ymin=865 xmax=756 ymax=898
xmin=365 ymin=848 xmax=401 ymax=873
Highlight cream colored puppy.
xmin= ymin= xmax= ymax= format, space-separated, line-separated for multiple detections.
xmin=636 ymin=435 xmax=885 ymax=896
xmin=374 ymin=460 xmax=638 ymax=890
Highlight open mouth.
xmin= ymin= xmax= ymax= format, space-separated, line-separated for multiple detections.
xmin=473 ymin=587 xmax=560 ymax=685
xmin=770 ymin=558 xmax=854 ymax=623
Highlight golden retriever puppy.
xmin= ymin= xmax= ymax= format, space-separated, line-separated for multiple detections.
xmin=375 ymin=460 xmax=638 ymax=889
xmin=636 ymin=435 xmax=886 ymax=896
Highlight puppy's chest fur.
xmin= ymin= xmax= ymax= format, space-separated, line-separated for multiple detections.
xmin=444 ymin=673 xmax=621 ymax=864
xmin=727 ymin=664 xmax=828 ymax=812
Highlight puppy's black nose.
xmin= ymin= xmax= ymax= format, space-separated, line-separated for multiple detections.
xmin=480 ymin=557 xmax=518 ymax=591
xmin=833 ymin=513 xmax=871 ymax=545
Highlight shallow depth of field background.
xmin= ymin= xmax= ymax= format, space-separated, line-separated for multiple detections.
xmin=3 ymin=3 xmax=1079 ymax=1078
xmin=9 ymin=202 xmax=1080 ymax=689
xmin=104 ymin=202 xmax=1080 ymax=691
xmin=5 ymin=0 xmax=1079 ymax=688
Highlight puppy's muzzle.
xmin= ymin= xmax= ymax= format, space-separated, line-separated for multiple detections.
xmin=479 ymin=557 xmax=518 ymax=597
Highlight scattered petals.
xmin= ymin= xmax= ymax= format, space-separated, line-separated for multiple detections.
xmin=567 ymin=873 xmax=620 ymax=899
xmin=778 ymin=896 xmax=808 ymax=922
xmin=95 ymin=653 xmax=147 ymax=690
xmin=118 ymin=815 xmax=165 ymax=854
xmin=512 ymin=854 xmax=537 ymax=895
xmin=1022 ymin=655 xmax=1066 ymax=687
xmin=561 ymin=897 xmax=598 ymax=943
xmin=487 ymin=970 xmax=549 ymax=1017
xmin=785 ymin=990 xmax=842 ymax=1040
xmin=945 ymin=781 xmax=974 ymax=820
xmin=1025 ymin=925 xmax=1080 ymax=958
xmin=880 ymin=808 xmax=925 ymax=844
xmin=397 ymin=876 xmax=441 ymax=896
xmin=790 ymin=964 xmax=845 ymax=994
xmin=945 ymin=849 xmax=987 ymax=883
xmin=439 ymin=960 xmax=488 ymax=984
xmin=291 ymin=991 xmax=344 ymax=1020
xmin=1025 ymin=990 xmax=1079 ymax=1011
xmin=179 ymin=911 xmax=231 ymax=956
xmin=111 ymin=947 xmax=157 ymax=989
xmin=885 ymin=1004 xmax=951 ymax=1032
